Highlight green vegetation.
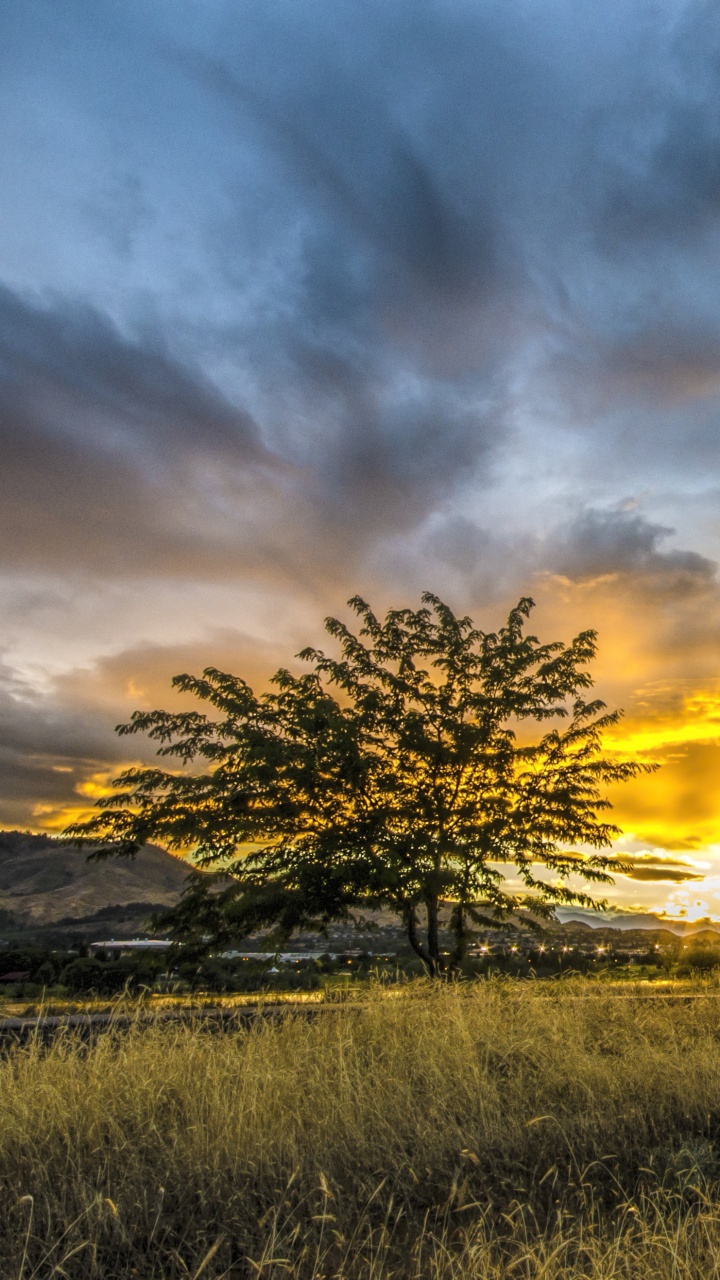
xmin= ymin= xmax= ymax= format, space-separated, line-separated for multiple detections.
xmin=3 ymin=928 xmax=720 ymax=1005
xmin=68 ymin=595 xmax=651 ymax=975
xmin=4 ymin=982 xmax=720 ymax=1277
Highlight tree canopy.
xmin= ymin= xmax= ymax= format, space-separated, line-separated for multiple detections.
xmin=66 ymin=594 xmax=652 ymax=974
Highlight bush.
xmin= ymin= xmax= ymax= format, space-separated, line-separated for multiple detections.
xmin=676 ymin=944 xmax=720 ymax=975
xmin=60 ymin=956 xmax=159 ymax=995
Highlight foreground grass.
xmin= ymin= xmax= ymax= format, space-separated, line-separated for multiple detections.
xmin=4 ymin=983 xmax=720 ymax=1277
xmin=0 ymin=988 xmax=330 ymax=1021
xmin=0 ymin=971 xmax=703 ymax=1021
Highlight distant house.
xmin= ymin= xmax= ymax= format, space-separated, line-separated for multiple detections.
xmin=89 ymin=938 xmax=172 ymax=957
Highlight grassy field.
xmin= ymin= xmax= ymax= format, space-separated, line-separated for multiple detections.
xmin=5 ymin=982 xmax=720 ymax=1278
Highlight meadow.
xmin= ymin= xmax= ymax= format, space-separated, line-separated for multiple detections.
xmin=4 ymin=981 xmax=720 ymax=1278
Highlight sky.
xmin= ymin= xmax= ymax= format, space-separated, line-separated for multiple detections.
xmin=3 ymin=0 xmax=720 ymax=919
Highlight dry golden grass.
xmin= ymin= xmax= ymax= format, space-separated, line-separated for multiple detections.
xmin=4 ymin=981 xmax=720 ymax=1277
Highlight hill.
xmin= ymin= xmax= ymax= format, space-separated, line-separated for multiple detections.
xmin=555 ymin=907 xmax=720 ymax=937
xmin=0 ymin=831 xmax=188 ymax=927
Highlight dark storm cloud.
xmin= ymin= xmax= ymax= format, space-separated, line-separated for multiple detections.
xmin=0 ymin=655 xmax=123 ymax=824
xmin=168 ymin=0 xmax=720 ymax=521
xmin=546 ymin=508 xmax=717 ymax=592
xmin=0 ymin=284 xmax=263 ymax=457
xmin=157 ymin=4 xmax=541 ymax=528
xmin=301 ymin=365 xmax=502 ymax=533
xmin=0 ymin=277 xmax=505 ymax=576
xmin=0 ymin=653 xmax=131 ymax=767
xmin=0 ymin=286 xmax=295 ymax=576
xmin=189 ymin=47 xmax=501 ymax=301
xmin=598 ymin=106 xmax=720 ymax=250
xmin=590 ymin=2 xmax=720 ymax=254
xmin=7 ymin=0 xmax=720 ymax=587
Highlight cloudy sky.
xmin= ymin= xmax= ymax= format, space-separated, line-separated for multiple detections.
xmin=3 ymin=0 xmax=720 ymax=918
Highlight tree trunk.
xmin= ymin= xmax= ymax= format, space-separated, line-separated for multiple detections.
xmin=426 ymin=895 xmax=440 ymax=977
xmin=403 ymin=903 xmax=433 ymax=975
xmin=448 ymin=904 xmax=467 ymax=973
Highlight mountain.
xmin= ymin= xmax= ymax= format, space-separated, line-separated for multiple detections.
xmin=4 ymin=835 xmax=715 ymax=943
xmin=0 ymin=831 xmax=188 ymax=926
xmin=555 ymin=907 xmax=720 ymax=937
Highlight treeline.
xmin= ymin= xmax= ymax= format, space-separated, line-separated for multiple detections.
xmin=3 ymin=937 xmax=720 ymax=999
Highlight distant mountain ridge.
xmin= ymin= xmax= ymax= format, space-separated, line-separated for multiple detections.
xmin=0 ymin=830 xmax=188 ymax=925
xmin=555 ymin=907 xmax=720 ymax=937
xmin=1 ymin=831 xmax=713 ymax=940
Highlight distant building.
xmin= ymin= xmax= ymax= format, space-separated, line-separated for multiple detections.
xmin=89 ymin=938 xmax=172 ymax=956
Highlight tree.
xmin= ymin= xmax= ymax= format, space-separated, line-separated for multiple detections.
xmin=66 ymin=595 xmax=652 ymax=976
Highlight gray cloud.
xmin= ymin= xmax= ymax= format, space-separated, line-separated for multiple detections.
xmin=189 ymin=49 xmax=502 ymax=302
xmin=0 ymin=655 xmax=121 ymax=826
xmin=546 ymin=508 xmax=718 ymax=592
xmin=0 ymin=276 xmax=506 ymax=580
xmin=6 ymin=0 xmax=720 ymax=583
xmin=0 ymin=286 xmax=293 ymax=577
xmin=0 ymin=284 xmax=265 ymax=458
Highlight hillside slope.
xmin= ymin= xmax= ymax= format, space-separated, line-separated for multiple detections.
xmin=0 ymin=831 xmax=188 ymax=925
xmin=555 ymin=907 xmax=720 ymax=937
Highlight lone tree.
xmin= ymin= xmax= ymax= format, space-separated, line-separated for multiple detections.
xmin=67 ymin=595 xmax=650 ymax=975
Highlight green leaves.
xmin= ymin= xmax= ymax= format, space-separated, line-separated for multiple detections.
xmin=66 ymin=595 xmax=654 ymax=972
